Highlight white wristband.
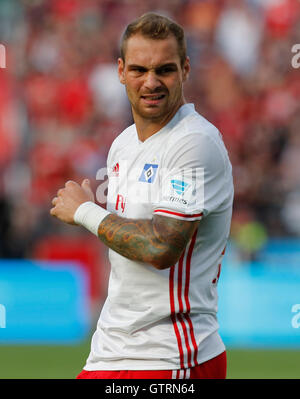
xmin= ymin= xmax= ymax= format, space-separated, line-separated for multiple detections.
xmin=74 ymin=201 xmax=110 ymax=236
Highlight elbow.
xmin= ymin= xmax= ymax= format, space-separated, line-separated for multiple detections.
xmin=149 ymin=248 xmax=182 ymax=270
xmin=151 ymin=261 xmax=171 ymax=270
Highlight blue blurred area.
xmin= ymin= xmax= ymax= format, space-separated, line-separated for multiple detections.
xmin=0 ymin=260 xmax=90 ymax=344
xmin=1 ymin=239 xmax=300 ymax=348
xmin=219 ymin=239 xmax=300 ymax=348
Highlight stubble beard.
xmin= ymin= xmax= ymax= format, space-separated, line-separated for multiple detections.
xmin=131 ymin=89 xmax=183 ymax=125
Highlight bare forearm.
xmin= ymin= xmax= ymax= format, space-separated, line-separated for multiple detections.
xmin=97 ymin=213 xmax=191 ymax=269
xmin=49 ymin=179 xmax=198 ymax=269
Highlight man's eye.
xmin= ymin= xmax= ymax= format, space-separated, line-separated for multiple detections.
xmin=131 ymin=67 xmax=146 ymax=73
xmin=157 ymin=67 xmax=176 ymax=75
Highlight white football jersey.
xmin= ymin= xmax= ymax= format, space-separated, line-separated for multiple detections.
xmin=84 ymin=104 xmax=234 ymax=371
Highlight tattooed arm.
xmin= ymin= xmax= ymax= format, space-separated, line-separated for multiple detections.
xmin=50 ymin=179 xmax=199 ymax=270
xmin=98 ymin=213 xmax=199 ymax=269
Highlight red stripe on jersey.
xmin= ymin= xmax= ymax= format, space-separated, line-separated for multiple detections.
xmin=177 ymin=313 xmax=192 ymax=368
xmin=183 ymin=229 xmax=199 ymax=366
xmin=169 ymin=265 xmax=185 ymax=369
xmin=170 ymin=229 xmax=199 ymax=370
xmin=170 ymin=230 xmax=198 ymax=368
xmin=177 ymin=251 xmax=185 ymax=312
xmin=154 ymin=209 xmax=203 ymax=218
xmin=215 ymin=263 xmax=222 ymax=282
xmin=177 ymin=250 xmax=193 ymax=368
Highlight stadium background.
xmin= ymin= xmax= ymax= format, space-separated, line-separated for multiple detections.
xmin=0 ymin=0 xmax=300 ymax=379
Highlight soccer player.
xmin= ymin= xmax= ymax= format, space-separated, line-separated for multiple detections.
xmin=50 ymin=12 xmax=234 ymax=379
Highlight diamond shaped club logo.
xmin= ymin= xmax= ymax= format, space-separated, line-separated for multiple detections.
xmin=145 ymin=166 xmax=154 ymax=180
xmin=139 ymin=164 xmax=158 ymax=183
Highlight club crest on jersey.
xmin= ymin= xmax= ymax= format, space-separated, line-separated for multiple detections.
xmin=171 ymin=179 xmax=190 ymax=195
xmin=138 ymin=163 xmax=158 ymax=183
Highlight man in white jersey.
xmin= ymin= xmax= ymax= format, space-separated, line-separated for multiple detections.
xmin=50 ymin=12 xmax=234 ymax=379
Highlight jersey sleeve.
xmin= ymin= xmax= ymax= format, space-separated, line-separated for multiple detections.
xmin=153 ymin=131 xmax=232 ymax=221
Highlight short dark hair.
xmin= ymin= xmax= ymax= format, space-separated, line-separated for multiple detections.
xmin=120 ymin=12 xmax=187 ymax=66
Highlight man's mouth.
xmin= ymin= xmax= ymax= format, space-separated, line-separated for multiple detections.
xmin=141 ymin=94 xmax=166 ymax=104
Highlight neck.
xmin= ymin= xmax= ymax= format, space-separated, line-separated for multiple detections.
xmin=134 ymin=100 xmax=186 ymax=142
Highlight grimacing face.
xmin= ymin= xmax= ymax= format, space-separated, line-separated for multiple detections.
xmin=118 ymin=33 xmax=190 ymax=125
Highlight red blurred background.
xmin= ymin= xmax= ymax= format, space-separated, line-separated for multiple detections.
xmin=0 ymin=0 xmax=299 ymax=307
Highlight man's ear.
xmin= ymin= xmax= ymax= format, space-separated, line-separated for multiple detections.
xmin=118 ymin=58 xmax=125 ymax=85
xmin=182 ymin=56 xmax=190 ymax=82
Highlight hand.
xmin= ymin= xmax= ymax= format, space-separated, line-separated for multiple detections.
xmin=50 ymin=179 xmax=95 ymax=225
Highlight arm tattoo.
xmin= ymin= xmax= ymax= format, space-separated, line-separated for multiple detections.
xmin=97 ymin=214 xmax=199 ymax=269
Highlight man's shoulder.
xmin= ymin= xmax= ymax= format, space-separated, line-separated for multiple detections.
xmin=183 ymin=108 xmax=220 ymax=136
xmin=171 ymin=107 xmax=222 ymax=146
xmin=110 ymin=123 xmax=136 ymax=149
xmin=107 ymin=123 xmax=136 ymax=165
xmin=165 ymin=106 xmax=230 ymax=166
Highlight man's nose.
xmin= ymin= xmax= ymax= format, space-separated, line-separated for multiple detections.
xmin=144 ymin=72 xmax=161 ymax=91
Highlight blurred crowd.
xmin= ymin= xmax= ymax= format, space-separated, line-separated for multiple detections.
xmin=0 ymin=0 xmax=300 ymax=260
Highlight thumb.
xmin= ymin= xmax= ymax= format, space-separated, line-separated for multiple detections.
xmin=81 ymin=178 xmax=91 ymax=189
xmin=81 ymin=179 xmax=94 ymax=200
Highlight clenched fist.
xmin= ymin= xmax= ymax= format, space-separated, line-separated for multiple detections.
xmin=50 ymin=179 xmax=95 ymax=224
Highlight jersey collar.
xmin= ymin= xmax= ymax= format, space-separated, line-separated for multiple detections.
xmin=135 ymin=103 xmax=196 ymax=145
